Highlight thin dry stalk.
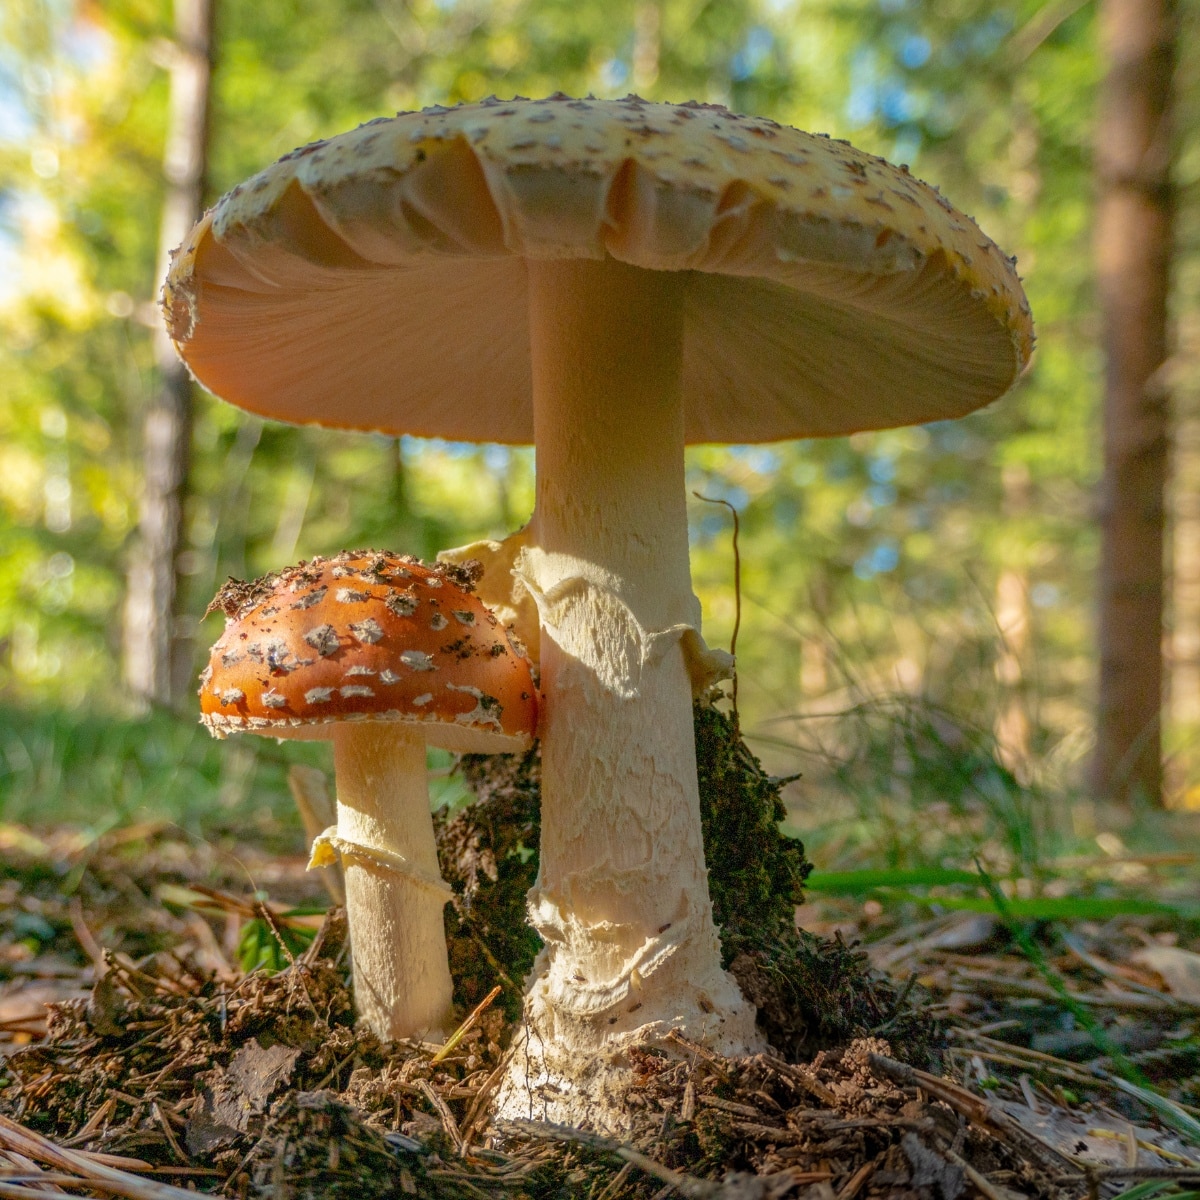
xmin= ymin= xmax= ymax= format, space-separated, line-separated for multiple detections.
xmin=0 ymin=1113 xmax=195 ymax=1200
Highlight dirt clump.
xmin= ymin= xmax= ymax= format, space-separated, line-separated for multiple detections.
xmin=438 ymin=746 xmax=541 ymax=1027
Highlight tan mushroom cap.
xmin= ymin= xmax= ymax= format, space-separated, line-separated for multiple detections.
xmin=199 ymin=551 xmax=537 ymax=754
xmin=165 ymin=95 xmax=1032 ymax=445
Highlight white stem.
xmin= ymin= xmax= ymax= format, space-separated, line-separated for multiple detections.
xmin=332 ymin=722 xmax=454 ymax=1041
xmin=500 ymin=258 xmax=757 ymax=1125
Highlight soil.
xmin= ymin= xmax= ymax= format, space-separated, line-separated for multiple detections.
xmin=1 ymin=702 xmax=1198 ymax=1197
xmin=0 ymin=916 xmax=1076 ymax=1198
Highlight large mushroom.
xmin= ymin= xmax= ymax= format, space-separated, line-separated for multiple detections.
xmin=199 ymin=550 xmax=536 ymax=1041
xmin=167 ymin=97 xmax=1032 ymax=1126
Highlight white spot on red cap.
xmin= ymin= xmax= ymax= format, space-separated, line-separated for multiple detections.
xmin=249 ymin=638 xmax=303 ymax=672
xmin=447 ymin=683 xmax=502 ymax=729
xmin=400 ymin=650 xmax=436 ymax=671
xmin=304 ymin=624 xmax=340 ymax=656
xmin=305 ymin=687 xmax=334 ymax=704
xmin=350 ymin=617 xmax=383 ymax=643
xmin=291 ymin=586 xmax=327 ymax=610
xmin=386 ymin=591 xmax=418 ymax=617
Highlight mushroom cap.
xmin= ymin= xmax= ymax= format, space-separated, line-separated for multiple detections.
xmin=199 ymin=551 xmax=537 ymax=753
xmin=165 ymin=95 xmax=1033 ymax=446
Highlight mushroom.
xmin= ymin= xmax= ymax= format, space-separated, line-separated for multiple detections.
xmin=167 ymin=97 xmax=1032 ymax=1125
xmin=199 ymin=550 xmax=536 ymax=1041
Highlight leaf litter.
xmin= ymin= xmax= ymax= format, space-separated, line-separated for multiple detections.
xmin=1 ymin=705 xmax=1198 ymax=1198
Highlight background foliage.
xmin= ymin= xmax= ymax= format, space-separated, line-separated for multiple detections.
xmin=0 ymin=0 xmax=1196 ymax=860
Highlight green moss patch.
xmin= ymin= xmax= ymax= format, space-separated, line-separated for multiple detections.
xmin=439 ymin=699 xmax=936 ymax=1062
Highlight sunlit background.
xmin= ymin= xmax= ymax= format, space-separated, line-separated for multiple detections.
xmin=1 ymin=0 xmax=1198 ymax=876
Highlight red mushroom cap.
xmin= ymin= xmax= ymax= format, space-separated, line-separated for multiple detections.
xmin=199 ymin=550 xmax=537 ymax=753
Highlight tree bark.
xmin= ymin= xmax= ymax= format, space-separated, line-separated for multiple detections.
xmin=995 ymin=465 xmax=1032 ymax=781
xmin=1170 ymin=390 xmax=1200 ymax=796
xmin=1091 ymin=0 xmax=1175 ymax=805
xmin=122 ymin=0 xmax=215 ymax=707
xmin=631 ymin=1 xmax=661 ymax=93
xmin=994 ymin=110 xmax=1040 ymax=784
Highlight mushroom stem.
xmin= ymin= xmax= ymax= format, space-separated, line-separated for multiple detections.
xmin=507 ymin=257 xmax=757 ymax=1118
xmin=331 ymin=722 xmax=454 ymax=1041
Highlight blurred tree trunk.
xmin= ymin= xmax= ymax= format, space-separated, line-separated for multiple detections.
xmin=995 ymin=464 xmax=1032 ymax=780
xmin=993 ymin=107 xmax=1041 ymax=783
xmin=1169 ymin=386 xmax=1200 ymax=795
xmin=388 ymin=436 xmax=425 ymax=554
xmin=1091 ymin=0 xmax=1176 ymax=805
xmin=632 ymin=2 xmax=661 ymax=93
xmin=122 ymin=0 xmax=215 ymax=708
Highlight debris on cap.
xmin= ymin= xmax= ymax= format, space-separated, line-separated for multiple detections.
xmin=199 ymin=550 xmax=536 ymax=754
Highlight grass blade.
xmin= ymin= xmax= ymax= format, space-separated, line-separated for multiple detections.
xmin=805 ymin=868 xmax=983 ymax=892
xmin=873 ymin=893 xmax=1189 ymax=921
xmin=973 ymin=859 xmax=1153 ymax=1090
xmin=1108 ymin=1078 xmax=1200 ymax=1149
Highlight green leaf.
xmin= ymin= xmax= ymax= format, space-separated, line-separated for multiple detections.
xmin=236 ymin=916 xmax=316 ymax=976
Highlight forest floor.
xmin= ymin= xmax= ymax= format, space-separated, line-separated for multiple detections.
xmin=1 ymin=720 xmax=1199 ymax=1199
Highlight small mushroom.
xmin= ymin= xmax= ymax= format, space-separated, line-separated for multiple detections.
xmin=199 ymin=550 xmax=536 ymax=1041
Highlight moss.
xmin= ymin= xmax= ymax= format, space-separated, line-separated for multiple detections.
xmin=436 ymin=699 xmax=936 ymax=1064
xmin=697 ymin=700 xmax=936 ymax=1065
xmin=693 ymin=699 xmax=812 ymax=963
xmin=728 ymin=933 xmax=936 ymax=1065
xmin=436 ymin=747 xmax=541 ymax=1025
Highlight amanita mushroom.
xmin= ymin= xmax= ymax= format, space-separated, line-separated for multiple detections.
xmin=199 ymin=550 xmax=536 ymax=1041
xmin=168 ymin=97 xmax=1032 ymax=1126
